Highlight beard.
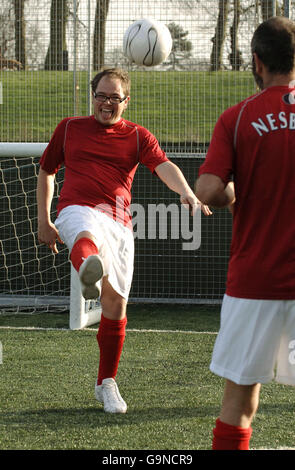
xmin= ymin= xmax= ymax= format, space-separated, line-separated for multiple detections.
xmin=252 ymin=56 xmax=264 ymax=90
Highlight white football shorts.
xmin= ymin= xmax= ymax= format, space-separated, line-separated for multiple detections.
xmin=55 ymin=205 xmax=134 ymax=299
xmin=210 ymin=294 xmax=295 ymax=386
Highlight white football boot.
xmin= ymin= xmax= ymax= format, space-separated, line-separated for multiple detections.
xmin=95 ymin=378 xmax=127 ymax=414
xmin=79 ymin=254 xmax=104 ymax=300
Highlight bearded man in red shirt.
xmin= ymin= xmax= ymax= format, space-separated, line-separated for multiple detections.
xmin=195 ymin=16 xmax=295 ymax=450
xmin=37 ymin=68 xmax=210 ymax=414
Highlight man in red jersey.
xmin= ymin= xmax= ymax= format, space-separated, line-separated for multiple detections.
xmin=37 ymin=68 xmax=211 ymax=414
xmin=195 ymin=16 xmax=295 ymax=450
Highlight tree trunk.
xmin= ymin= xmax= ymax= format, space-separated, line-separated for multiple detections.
xmin=260 ymin=0 xmax=276 ymax=20
xmin=14 ymin=0 xmax=26 ymax=69
xmin=210 ymin=0 xmax=229 ymax=71
xmin=44 ymin=0 xmax=68 ymax=71
xmin=93 ymin=0 xmax=110 ymax=71
xmin=229 ymin=0 xmax=243 ymax=71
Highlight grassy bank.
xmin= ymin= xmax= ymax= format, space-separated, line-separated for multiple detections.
xmin=0 ymin=70 xmax=255 ymax=147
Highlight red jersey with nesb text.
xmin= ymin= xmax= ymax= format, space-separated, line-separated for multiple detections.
xmin=199 ymin=86 xmax=295 ymax=299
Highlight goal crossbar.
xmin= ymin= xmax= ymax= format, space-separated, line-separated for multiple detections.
xmin=0 ymin=143 xmax=48 ymax=157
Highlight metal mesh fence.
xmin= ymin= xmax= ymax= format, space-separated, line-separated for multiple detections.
xmin=2 ymin=0 xmax=291 ymax=147
xmin=0 ymin=1 xmax=292 ymax=308
xmin=0 ymin=154 xmax=232 ymax=307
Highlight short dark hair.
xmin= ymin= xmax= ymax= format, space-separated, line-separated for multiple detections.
xmin=251 ymin=16 xmax=295 ymax=74
xmin=91 ymin=68 xmax=131 ymax=96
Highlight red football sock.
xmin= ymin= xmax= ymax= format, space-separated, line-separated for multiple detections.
xmin=96 ymin=314 xmax=127 ymax=385
xmin=70 ymin=237 xmax=99 ymax=272
xmin=212 ymin=418 xmax=252 ymax=450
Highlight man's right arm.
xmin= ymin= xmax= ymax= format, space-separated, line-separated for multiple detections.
xmin=37 ymin=168 xmax=63 ymax=253
xmin=194 ymin=173 xmax=235 ymax=211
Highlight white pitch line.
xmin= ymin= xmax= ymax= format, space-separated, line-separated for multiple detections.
xmin=0 ymin=326 xmax=70 ymax=331
xmin=127 ymin=328 xmax=218 ymax=335
xmin=255 ymin=447 xmax=295 ymax=451
xmin=0 ymin=325 xmax=218 ymax=334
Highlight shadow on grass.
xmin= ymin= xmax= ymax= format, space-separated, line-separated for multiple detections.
xmin=2 ymin=400 xmax=294 ymax=434
xmin=0 ymin=403 xmax=220 ymax=428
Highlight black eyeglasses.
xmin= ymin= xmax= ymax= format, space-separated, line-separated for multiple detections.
xmin=93 ymin=93 xmax=127 ymax=104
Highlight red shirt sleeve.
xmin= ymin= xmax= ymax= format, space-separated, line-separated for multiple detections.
xmin=39 ymin=118 xmax=69 ymax=174
xmin=199 ymin=107 xmax=236 ymax=186
xmin=138 ymin=127 xmax=169 ymax=172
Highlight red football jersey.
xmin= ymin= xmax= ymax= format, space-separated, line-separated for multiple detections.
xmin=40 ymin=115 xmax=169 ymax=227
xmin=199 ymin=86 xmax=295 ymax=299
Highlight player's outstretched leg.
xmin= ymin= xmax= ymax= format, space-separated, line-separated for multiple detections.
xmin=70 ymin=236 xmax=104 ymax=299
xmin=79 ymin=254 xmax=104 ymax=299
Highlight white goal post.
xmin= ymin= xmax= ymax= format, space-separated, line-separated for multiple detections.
xmin=69 ymin=265 xmax=102 ymax=329
xmin=0 ymin=142 xmax=101 ymax=330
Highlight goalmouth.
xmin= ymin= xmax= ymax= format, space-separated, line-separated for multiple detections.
xmin=0 ymin=142 xmax=102 ymax=330
xmin=0 ymin=142 xmax=229 ymax=329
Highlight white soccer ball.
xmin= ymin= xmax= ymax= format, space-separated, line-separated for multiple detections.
xmin=123 ymin=18 xmax=172 ymax=67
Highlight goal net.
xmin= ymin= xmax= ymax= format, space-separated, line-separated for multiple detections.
xmin=0 ymin=144 xmax=102 ymax=329
xmin=0 ymin=143 xmax=232 ymax=328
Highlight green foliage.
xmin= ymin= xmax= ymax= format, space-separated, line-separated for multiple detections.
xmin=167 ymin=22 xmax=193 ymax=55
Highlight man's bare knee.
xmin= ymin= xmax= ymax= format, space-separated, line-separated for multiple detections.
xmin=100 ymin=278 xmax=127 ymax=320
xmin=74 ymin=231 xmax=97 ymax=243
